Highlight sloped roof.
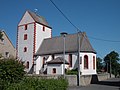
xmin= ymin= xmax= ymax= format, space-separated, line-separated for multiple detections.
xmin=47 ymin=57 xmax=69 ymax=64
xmin=27 ymin=11 xmax=52 ymax=28
xmin=36 ymin=32 xmax=96 ymax=56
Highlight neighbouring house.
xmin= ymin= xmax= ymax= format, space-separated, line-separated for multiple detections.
xmin=0 ymin=31 xmax=16 ymax=58
xmin=17 ymin=10 xmax=97 ymax=75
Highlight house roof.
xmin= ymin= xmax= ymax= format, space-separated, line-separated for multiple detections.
xmin=47 ymin=57 xmax=69 ymax=64
xmin=27 ymin=11 xmax=52 ymax=29
xmin=0 ymin=31 xmax=15 ymax=49
xmin=35 ymin=32 xmax=96 ymax=56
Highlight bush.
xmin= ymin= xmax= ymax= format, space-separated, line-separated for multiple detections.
xmin=0 ymin=58 xmax=25 ymax=90
xmin=0 ymin=58 xmax=25 ymax=83
xmin=66 ymin=69 xmax=78 ymax=75
xmin=6 ymin=77 xmax=68 ymax=90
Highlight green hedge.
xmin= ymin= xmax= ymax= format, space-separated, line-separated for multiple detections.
xmin=66 ymin=69 xmax=78 ymax=75
xmin=5 ymin=77 xmax=68 ymax=90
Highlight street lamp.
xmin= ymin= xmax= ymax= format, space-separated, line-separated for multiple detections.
xmin=60 ymin=32 xmax=68 ymax=78
xmin=77 ymin=32 xmax=81 ymax=86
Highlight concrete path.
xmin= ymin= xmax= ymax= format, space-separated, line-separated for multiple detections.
xmin=67 ymin=78 xmax=120 ymax=90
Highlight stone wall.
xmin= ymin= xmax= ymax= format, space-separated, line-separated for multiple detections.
xmin=26 ymin=73 xmax=115 ymax=86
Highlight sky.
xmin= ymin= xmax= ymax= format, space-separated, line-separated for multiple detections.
xmin=0 ymin=0 xmax=120 ymax=59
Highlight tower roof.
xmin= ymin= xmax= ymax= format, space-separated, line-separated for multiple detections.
xmin=27 ymin=10 xmax=52 ymax=28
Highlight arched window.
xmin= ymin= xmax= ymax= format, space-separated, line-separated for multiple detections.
xmin=69 ymin=54 xmax=72 ymax=67
xmin=84 ymin=55 xmax=88 ymax=69
xmin=42 ymin=57 xmax=45 ymax=68
xmin=93 ymin=56 xmax=95 ymax=69
xmin=26 ymin=61 xmax=29 ymax=69
xmin=24 ymin=47 xmax=27 ymax=52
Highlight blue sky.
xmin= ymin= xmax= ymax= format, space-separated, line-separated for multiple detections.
xmin=0 ymin=0 xmax=120 ymax=59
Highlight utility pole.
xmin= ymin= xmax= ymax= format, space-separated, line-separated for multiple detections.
xmin=61 ymin=32 xmax=68 ymax=79
xmin=109 ymin=56 xmax=112 ymax=78
xmin=77 ymin=32 xmax=80 ymax=86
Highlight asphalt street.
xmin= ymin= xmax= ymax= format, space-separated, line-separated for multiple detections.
xmin=67 ymin=78 xmax=120 ymax=90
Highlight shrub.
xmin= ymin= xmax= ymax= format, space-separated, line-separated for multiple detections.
xmin=0 ymin=58 xmax=25 ymax=83
xmin=66 ymin=69 xmax=78 ymax=75
xmin=6 ymin=77 xmax=68 ymax=90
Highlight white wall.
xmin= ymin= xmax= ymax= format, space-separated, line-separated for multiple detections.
xmin=47 ymin=64 xmax=63 ymax=75
xmin=80 ymin=52 xmax=96 ymax=75
xmin=43 ymin=52 xmax=96 ymax=75
xmin=35 ymin=24 xmax=51 ymax=74
xmin=18 ymin=11 xmax=34 ymax=26
xmin=35 ymin=23 xmax=51 ymax=53
xmin=18 ymin=23 xmax=34 ymax=72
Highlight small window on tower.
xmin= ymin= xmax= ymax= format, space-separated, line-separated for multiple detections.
xmin=26 ymin=61 xmax=29 ymax=69
xmin=25 ymin=25 xmax=27 ymax=30
xmin=24 ymin=47 xmax=27 ymax=52
xmin=43 ymin=26 xmax=45 ymax=31
xmin=24 ymin=34 xmax=27 ymax=40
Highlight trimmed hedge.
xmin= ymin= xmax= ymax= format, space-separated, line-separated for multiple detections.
xmin=6 ymin=77 xmax=68 ymax=90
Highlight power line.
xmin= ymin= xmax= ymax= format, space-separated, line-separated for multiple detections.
xmin=49 ymin=0 xmax=79 ymax=31
xmin=49 ymin=0 xmax=120 ymax=43
xmin=89 ymin=36 xmax=120 ymax=43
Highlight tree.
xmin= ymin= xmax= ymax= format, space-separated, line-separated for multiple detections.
xmin=104 ymin=51 xmax=120 ymax=76
xmin=96 ymin=57 xmax=104 ymax=73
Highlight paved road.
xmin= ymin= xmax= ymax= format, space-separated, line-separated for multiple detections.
xmin=67 ymin=78 xmax=120 ymax=90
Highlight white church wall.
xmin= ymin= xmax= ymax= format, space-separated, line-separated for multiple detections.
xmin=45 ymin=52 xmax=96 ymax=75
xmin=35 ymin=24 xmax=51 ymax=74
xmin=80 ymin=52 xmax=96 ymax=75
xmin=18 ymin=23 xmax=34 ymax=72
xmin=35 ymin=23 xmax=51 ymax=53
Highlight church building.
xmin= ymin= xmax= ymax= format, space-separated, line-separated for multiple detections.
xmin=17 ymin=10 xmax=97 ymax=75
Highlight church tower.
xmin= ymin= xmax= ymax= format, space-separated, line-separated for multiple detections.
xmin=17 ymin=10 xmax=52 ymax=73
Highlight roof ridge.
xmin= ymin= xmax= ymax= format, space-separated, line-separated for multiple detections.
xmin=43 ymin=32 xmax=84 ymax=41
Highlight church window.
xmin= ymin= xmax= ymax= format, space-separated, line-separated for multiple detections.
xmin=24 ymin=47 xmax=27 ymax=52
xmin=26 ymin=61 xmax=29 ymax=69
xmin=24 ymin=34 xmax=27 ymax=40
xmin=80 ymin=57 xmax=82 ymax=64
xmin=84 ymin=55 xmax=88 ymax=69
xmin=42 ymin=57 xmax=45 ymax=68
xmin=25 ymin=24 xmax=27 ymax=30
xmin=69 ymin=54 xmax=72 ymax=67
xmin=93 ymin=56 xmax=95 ymax=69
xmin=43 ymin=26 xmax=45 ymax=31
